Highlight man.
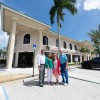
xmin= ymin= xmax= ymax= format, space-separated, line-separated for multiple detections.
xmin=59 ymin=50 xmax=68 ymax=86
xmin=37 ymin=49 xmax=45 ymax=87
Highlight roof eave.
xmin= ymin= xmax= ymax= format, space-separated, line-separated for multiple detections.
xmin=1 ymin=3 xmax=51 ymax=31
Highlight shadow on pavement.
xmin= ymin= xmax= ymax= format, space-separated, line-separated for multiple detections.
xmin=23 ymin=79 xmax=39 ymax=87
xmin=23 ymin=78 xmax=63 ymax=87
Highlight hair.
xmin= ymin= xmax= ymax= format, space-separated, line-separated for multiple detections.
xmin=48 ymin=53 xmax=54 ymax=61
xmin=41 ymin=49 xmax=44 ymax=52
xmin=52 ymin=54 xmax=55 ymax=61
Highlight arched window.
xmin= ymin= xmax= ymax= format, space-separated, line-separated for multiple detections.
xmin=75 ymin=45 xmax=77 ymax=51
xmin=63 ymin=41 xmax=67 ymax=49
xmin=23 ymin=34 xmax=30 ymax=44
xmin=69 ymin=43 xmax=72 ymax=50
xmin=56 ymin=39 xmax=58 ymax=47
xmin=43 ymin=36 xmax=48 ymax=45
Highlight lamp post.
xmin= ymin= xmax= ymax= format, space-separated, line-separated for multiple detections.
xmin=32 ymin=44 xmax=36 ymax=77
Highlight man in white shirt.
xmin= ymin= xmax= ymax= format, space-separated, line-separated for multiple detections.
xmin=37 ymin=49 xmax=45 ymax=87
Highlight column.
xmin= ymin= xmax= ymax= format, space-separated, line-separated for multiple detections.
xmin=34 ymin=29 xmax=43 ymax=68
xmin=39 ymin=29 xmax=43 ymax=51
xmin=14 ymin=52 xmax=18 ymax=67
xmin=70 ymin=54 xmax=73 ymax=63
xmin=6 ymin=18 xmax=17 ymax=69
xmin=80 ymin=55 xmax=82 ymax=62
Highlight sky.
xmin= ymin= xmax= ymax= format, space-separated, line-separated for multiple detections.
xmin=0 ymin=0 xmax=100 ymax=48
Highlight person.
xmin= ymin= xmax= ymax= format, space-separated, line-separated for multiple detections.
xmin=59 ymin=50 xmax=68 ymax=86
xmin=45 ymin=53 xmax=54 ymax=85
xmin=37 ymin=49 xmax=45 ymax=87
xmin=52 ymin=53 xmax=60 ymax=85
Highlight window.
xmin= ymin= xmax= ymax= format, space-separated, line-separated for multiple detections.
xmin=56 ymin=39 xmax=58 ymax=47
xmin=66 ymin=54 xmax=71 ymax=63
xmin=69 ymin=43 xmax=72 ymax=50
xmin=43 ymin=36 xmax=48 ymax=45
xmin=23 ymin=34 xmax=30 ymax=44
xmin=75 ymin=45 xmax=77 ymax=51
xmin=63 ymin=41 xmax=67 ymax=49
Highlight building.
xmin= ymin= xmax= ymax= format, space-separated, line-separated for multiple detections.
xmin=0 ymin=3 xmax=96 ymax=69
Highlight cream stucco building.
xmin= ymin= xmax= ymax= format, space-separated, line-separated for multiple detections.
xmin=0 ymin=4 xmax=96 ymax=69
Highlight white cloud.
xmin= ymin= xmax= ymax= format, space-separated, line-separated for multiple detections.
xmin=0 ymin=11 xmax=8 ymax=49
xmin=76 ymin=0 xmax=81 ymax=9
xmin=84 ymin=0 xmax=100 ymax=10
xmin=0 ymin=32 xmax=8 ymax=48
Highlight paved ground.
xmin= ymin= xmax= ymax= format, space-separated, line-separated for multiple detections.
xmin=69 ymin=67 xmax=100 ymax=84
xmin=0 ymin=66 xmax=100 ymax=84
xmin=0 ymin=75 xmax=100 ymax=100
xmin=70 ymin=67 xmax=100 ymax=78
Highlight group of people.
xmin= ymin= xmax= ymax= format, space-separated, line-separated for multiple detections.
xmin=37 ymin=49 xmax=68 ymax=87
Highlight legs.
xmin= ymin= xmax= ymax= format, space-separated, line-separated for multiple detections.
xmin=42 ymin=66 xmax=45 ymax=84
xmin=61 ymin=63 xmax=68 ymax=84
xmin=61 ymin=64 xmax=66 ymax=83
xmin=47 ymin=68 xmax=52 ymax=84
xmin=55 ymin=75 xmax=59 ymax=85
xmin=39 ymin=65 xmax=44 ymax=86
xmin=65 ymin=70 xmax=68 ymax=84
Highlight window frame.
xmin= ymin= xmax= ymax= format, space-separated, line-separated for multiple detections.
xmin=43 ymin=36 xmax=48 ymax=45
xmin=23 ymin=34 xmax=30 ymax=44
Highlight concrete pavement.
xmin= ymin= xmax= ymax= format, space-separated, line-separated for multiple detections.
xmin=2 ymin=75 xmax=100 ymax=100
xmin=0 ymin=65 xmax=100 ymax=84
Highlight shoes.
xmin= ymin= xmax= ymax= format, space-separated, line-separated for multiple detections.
xmin=64 ymin=83 xmax=68 ymax=86
xmin=50 ymin=82 xmax=53 ymax=85
xmin=39 ymin=84 xmax=43 ymax=87
xmin=55 ymin=81 xmax=59 ymax=85
xmin=47 ymin=82 xmax=50 ymax=85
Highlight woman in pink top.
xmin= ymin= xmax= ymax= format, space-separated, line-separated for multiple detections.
xmin=53 ymin=53 xmax=60 ymax=85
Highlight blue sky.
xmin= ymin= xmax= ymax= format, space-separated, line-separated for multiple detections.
xmin=0 ymin=0 xmax=100 ymax=48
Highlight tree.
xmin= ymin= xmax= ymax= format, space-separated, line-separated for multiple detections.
xmin=80 ymin=47 xmax=90 ymax=53
xmin=0 ymin=49 xmax=2 ymax=57
xmin=2 ymin=47 xmax=7 ymax=59
xmin=88 ymin=25 xmax=100 ymax=57
xmin=49 ymin=0 xmax=77 ymax=55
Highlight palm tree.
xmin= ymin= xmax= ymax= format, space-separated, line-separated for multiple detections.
xmin=88 ymin=25 xmax=100 ymax=57
xmin=49 ymin=0 xmax=77 ymax=55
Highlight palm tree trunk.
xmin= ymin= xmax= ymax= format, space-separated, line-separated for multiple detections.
xmin=57 ymin=15 xmax=60 ymax=56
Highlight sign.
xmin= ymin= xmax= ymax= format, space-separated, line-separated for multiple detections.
xmin=33 ymin=44 xmax=36 ymax=49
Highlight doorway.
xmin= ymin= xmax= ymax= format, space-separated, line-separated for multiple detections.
xmin=18 ymin=52 xmax=33 ymax=67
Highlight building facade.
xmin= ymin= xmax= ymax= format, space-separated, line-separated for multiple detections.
xmin=0 ymin=4 xmax=96 ymax=69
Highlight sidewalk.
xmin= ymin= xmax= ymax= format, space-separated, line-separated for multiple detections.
xmin=0 ymin=68 xmax=38 ymax=83
xmin=0 ymin=66 xmax=100 ymax=84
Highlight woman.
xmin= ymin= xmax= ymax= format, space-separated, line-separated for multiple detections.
xmin=45 ymin=53 xmax=54 ymax=85
xmin=53 ymin=53 xmax=60 ymax=85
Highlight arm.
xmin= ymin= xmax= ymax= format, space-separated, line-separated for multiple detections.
xmin=45 ymin=58 xmax=49 ymax=68
xmin=66 ymin=61 xmax=68 ymax=70
xmin=37 ymin=55 xmax=41 ymax=71
xmin=65 ymin=55 xmax=68 ymax=70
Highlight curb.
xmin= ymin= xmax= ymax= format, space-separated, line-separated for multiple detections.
xmin=0 ymin=75 xmax=32 ymax=83
xmin=68 ymin=75 xmax=100 ymax=85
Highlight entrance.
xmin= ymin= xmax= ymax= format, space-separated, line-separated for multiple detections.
xmin=18 ymin=52 xmax=33 ymax=67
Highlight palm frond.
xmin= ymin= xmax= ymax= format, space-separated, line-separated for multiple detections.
xmin=49 ymin=6 xmax=57 ymax=24
xmin=62 ymin=2 xmax=77 ymax=15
